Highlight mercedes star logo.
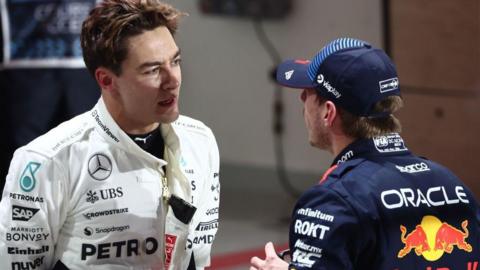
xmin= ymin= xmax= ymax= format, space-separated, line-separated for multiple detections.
xmin=88 ymin=153 xmax=112 ymax=181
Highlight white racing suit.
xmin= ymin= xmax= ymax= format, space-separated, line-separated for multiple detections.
xmin=0 ymin=98 xmax=220 ymax=269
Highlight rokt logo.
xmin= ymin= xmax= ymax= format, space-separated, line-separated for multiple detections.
xmin=19 ymin=162 xmax=41 ymax=192
xmin=398 ymin=215 xmax=472 ymax=261
xmin=88 ymin=153 xmax=112 ymax=181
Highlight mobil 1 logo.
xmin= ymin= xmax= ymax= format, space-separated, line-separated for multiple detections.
xmin=12 ymin=205 xmax=39 ymax=221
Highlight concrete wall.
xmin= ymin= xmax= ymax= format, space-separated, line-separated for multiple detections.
xmin=391 ymin=0 xmax=480 ymax=196
xmin=169 ymin=0 xmax=382 ymax=179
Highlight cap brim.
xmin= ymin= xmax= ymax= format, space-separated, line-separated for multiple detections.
xmin=276 ymin=59 xmax=316 ymax=89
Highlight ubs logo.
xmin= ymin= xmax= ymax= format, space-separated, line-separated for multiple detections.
xmin=88 ymin=153 xmax=112 ymax=181
xmin=86 ymin=187 xmax=124 ymax=204
xmin=211 ymin=183 xmax=220 ymax=201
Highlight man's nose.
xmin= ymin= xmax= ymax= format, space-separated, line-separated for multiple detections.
xmin=162 ymin=68 xmax=180 ymax=90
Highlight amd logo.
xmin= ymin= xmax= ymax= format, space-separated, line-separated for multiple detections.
xmin=12 ymin=205 xmax=39 ymax=221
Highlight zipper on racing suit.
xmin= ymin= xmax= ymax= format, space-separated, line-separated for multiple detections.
xmin=161 ymin=175 xmax=171 ymax=201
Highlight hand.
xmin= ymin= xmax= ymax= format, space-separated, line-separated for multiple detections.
xmin=250 ymin=242 xmax=289 ymax=270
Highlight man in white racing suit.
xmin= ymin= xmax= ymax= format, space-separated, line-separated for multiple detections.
xmin=0 ymin=1 xmax=220 ymax=269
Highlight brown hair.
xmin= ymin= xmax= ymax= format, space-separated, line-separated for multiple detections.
xmin=81 ymin=0 xmax=185 ymax=76
xmin=338 ymin=96 xmax=404 ymax=139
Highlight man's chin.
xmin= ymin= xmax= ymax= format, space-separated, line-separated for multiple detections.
xmin=158 ymin=112 xmax=180 ymax=124
xmin=309 ymin=138 xmax=328 ymax=151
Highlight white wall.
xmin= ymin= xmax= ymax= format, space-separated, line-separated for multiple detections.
xmin=170 ymin=0 xmax=382 ymax=173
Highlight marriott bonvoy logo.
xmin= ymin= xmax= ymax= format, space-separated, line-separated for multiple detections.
xmin=317 ymin=74 xmax=341 ymax=98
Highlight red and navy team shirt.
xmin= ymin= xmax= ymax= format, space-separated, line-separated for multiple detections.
xmin=289 ymin=133 xmax=480 ymax=270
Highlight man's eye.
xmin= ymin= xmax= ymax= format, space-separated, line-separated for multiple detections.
xmin=173 ymin=58 xmax=182 ymax=66
xmin=144 ymin=67 xmax=159 ymax=74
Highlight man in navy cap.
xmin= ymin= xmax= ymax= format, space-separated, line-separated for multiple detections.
xmin=250 ymin=38 xmax=480 ymax=269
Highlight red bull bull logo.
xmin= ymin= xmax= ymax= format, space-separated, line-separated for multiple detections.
xmin=398 ymin=215 xmax=472 ymax=261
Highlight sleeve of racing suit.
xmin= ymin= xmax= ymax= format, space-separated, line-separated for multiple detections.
xmin=0 ymin=149 xmax=68 ymax=270
xmin=190 ymin=129 xmax=220 ymax=269
xmin=289 ymin=185 xmax=373 ymax=270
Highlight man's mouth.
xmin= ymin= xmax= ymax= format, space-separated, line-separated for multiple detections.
xmin=159 ymin=97 xmax=175 ymax=107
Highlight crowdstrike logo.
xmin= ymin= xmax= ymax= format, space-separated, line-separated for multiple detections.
xmin=316 ymin=74 xmax=341 ymax=99
xmin=83 ymin=208 xmax=129 ymax=220
xmin=285 ymin=70 xmax=294 ymax=80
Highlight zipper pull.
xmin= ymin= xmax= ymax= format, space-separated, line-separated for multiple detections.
xmin=161 ymin=176 xmax=170 ymax=201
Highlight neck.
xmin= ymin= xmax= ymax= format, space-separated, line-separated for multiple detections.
xmin=103 ymin=95 xmax=159 ymax=135
xmin=330 ymin=133 xmax=356 ymax=157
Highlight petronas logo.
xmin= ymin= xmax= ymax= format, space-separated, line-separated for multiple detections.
xmin=19 ymin=162 xmax=41 ymax=192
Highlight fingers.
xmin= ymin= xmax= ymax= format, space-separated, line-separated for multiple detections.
xmin=250 ymin=256 xmax=264 ymax=268
xmin=265 ymin=242 xmax=278 ymax=258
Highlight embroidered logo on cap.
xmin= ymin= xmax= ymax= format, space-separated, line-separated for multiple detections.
xmin=285 ymin=70 xmax=294 ymax=80
xmin=317 ymin=74 xmax=341 ymax=99
xmin=379 ymin=77 xmax=399 ymax=93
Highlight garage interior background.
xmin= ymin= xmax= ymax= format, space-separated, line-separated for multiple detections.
xmin=172 ymin=0 xmax=479 ymax=198
xmin=0 ymin=0 xmax=478 ymax=268
xmin=166 ymin=0 xmax=480 ymax=267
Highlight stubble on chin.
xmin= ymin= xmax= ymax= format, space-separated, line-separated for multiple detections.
xmin=310 ymin=129 xmax=331 ymax=151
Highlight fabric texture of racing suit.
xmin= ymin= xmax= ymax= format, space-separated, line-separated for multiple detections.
xmin=288 ymin=133 xmax=480 ymax=269
xmin=0 ymin=98 xmax=220 ymax=270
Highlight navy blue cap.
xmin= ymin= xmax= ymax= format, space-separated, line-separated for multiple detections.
xmin=276 ymin=38 xmax=400 ymax=117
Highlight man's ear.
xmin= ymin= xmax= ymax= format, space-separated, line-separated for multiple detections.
xmin=95 ymin=67 xmax=115 ymax=92
xmin=324 ymin=101 xmax=337 ymax=127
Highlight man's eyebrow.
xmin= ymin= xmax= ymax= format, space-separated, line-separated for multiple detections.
xmin=137 ymin=49 xmax=181 ymax=70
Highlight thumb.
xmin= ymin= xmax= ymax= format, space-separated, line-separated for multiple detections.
xmin=265 ymin=242 xmax=277 ymax=258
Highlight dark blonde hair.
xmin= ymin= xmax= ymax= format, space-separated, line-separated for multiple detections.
xmin=81 ymin=0 xmax=184 ymax=76
xmin=338 ymin=96 xmax=404 ymax=139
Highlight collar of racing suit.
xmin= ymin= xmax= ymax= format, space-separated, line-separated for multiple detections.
xmin=332 ymin=133 xmax=412 ymax=166
xmin=90 ymin=97 xmax=191 ymax=205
